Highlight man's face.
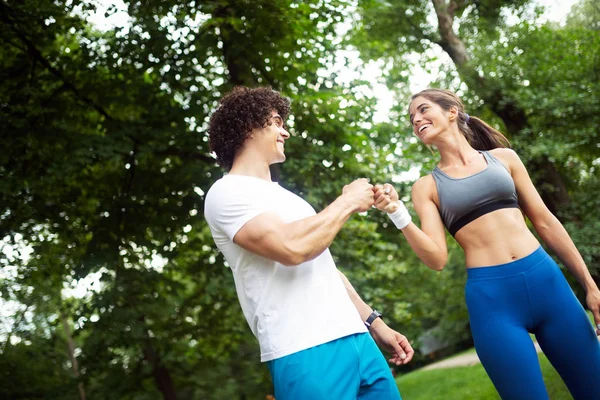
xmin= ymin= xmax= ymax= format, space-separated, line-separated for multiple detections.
xmin=256 ymin=110 xmax=290 ymax=164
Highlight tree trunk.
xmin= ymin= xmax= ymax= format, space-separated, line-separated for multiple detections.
xmin=429 ymin=0 xmax=570 ymax=214
xmin=432 ymin=0 xmax=469 ymax=66
xmin=136 ymin=315 xmax=177 ymax=400
xmin=212 ymin=5 xmax=283 ymax=182
xmin=142 ymin=342 xmax=178 ymax=400
xmin=60 ymin=312 xmax=87 ymax=400
xmin=212 ymin=5 xmax=257 ymax=86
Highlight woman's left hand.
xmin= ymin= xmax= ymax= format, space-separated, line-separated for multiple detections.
xmin=586 ymin=289 xmax=600 ymax=336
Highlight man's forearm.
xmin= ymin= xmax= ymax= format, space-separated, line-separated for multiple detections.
xmin=280 ymin=196 xmax=357 ymax=265
xmin=338 ymin=270 xmax=372 ymax=321
xmin=234 ymin=179 xmax=373 ymax=266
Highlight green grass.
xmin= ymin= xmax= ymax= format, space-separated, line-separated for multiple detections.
xmin=396 ymin=352 xmax=572 ymax=400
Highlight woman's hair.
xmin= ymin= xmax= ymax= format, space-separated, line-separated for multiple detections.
xmin=208 ymin=86 xmax=291 ymax=170
xmin=410 ymin=88 xmax=510 ymax=150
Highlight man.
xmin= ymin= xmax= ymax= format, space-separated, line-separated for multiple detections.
xmin=204 ymin=86 xmax=413 ymax=399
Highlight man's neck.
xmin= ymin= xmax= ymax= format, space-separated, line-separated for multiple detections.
xmin=229 ymin=153 xmax=273 ymax=181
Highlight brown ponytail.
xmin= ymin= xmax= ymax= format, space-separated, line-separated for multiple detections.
xmin=411 ymin=89 xmax=510 ymax=150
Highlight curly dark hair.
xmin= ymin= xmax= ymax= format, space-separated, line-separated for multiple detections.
xmin=208 ymin=86 xmax=291 ymax=170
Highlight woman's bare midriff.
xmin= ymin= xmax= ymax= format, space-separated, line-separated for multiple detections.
xmin=454 ymin=208 xmax=541 ymax=268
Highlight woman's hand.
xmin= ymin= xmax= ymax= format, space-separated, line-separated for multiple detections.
xmin=586 ymin=289 xmax=600 ymax=335
xmin=373 ymin=183 xmax=400 ymax=214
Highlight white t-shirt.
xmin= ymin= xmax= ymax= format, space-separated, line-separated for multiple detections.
xmin=204 ymin=174 xmax=367 ymax=362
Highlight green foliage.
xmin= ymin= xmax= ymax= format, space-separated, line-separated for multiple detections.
xmin=439 ymin=12 xmax=600 ymax=279
xmin=0 ymin=338 xmax=77 ymax=399
xmin=1 ymin=0 xmax=411 ymax=397
xmin=351 ymin=0 xmax=600 ymax=363
xmin=1 ymin=0 xmax=598 ymax=398
xmin=463 ymin=21 xmax=600 ymax=167
xmin=562 ymin=175 xmax=600 ymax=276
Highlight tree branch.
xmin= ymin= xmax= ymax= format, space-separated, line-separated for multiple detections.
xmin=156 ymin=149 xmax=216 ymax=165
xmin=430 ymin=0 xmax=470 ymax=67
xmin=3 ymin=304 xmax=30 ymax=353
xmin=0 ymin=35 xmax=27 ymax=52
xmin=60 ymin=311 xmax=87 ymax=400
xmin=404 ymin=14 xmax=436 ymax=43
xmin=448 ymin=0 xmax=466 ymax=16
xmin=0 ymin=2 xmax=114 ymax=121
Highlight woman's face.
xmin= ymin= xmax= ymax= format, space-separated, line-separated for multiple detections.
xmin=409 ymin=96 xmax=453 ymax=144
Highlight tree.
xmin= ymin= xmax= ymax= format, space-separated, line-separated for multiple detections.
xmin=1 ymin=0 xmax=424 ymax=398
xmin=351 ymin=0 xmax=579 ymax=214
xmin=2 ymin=0 xmax=596 ymax=398
xmin=349 ymin=0 xmax=600 ymax=348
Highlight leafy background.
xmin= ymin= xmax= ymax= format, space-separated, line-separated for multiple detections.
xmin=0 ymin=0 xmax=598 ymax=398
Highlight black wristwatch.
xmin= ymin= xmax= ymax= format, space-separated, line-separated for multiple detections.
xmin=364 ymin=309 xmax=383 ymax=329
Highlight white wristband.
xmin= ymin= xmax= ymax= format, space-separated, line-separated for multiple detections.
xmin=387 ymin=201 xmax=411 ymax=230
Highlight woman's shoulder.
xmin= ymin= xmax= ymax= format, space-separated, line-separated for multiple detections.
xmin=412 ymin=174 xmax=436 ymax=197
xmin=414 ymin=173 xmax=435 ymax=186
xmin=488 ymin=147 xmax=519 ymax=161
xmin=488 ymin=148 xmax=522 ymax=169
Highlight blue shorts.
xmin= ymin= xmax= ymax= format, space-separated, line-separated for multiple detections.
xmin=267 ymin=332 xmax=401 ymax=400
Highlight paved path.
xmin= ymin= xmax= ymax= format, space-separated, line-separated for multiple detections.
xmin=422 ymin=342 xmax=542 ymax=370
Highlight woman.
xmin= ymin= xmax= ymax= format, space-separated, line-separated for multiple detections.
xmin=373 ymin=88 xmax=600 ymax=399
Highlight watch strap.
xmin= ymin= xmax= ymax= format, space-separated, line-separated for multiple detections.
xmin=364 ymin=309 xmax=382 ymax=328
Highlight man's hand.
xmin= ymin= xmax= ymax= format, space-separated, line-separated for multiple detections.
xmin=342 ymin=178 xmax=374 ymax=212
xmin=586 ymin=289 xmax=600 ymax=336
xmin=373 ymin=183 xmax=400 ymax=214
xmin=369 ymin=319 xmax=414 ymax=366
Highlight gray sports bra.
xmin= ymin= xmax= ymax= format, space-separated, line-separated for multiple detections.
xmin=431 ymin=151 xmax=519 ymax=236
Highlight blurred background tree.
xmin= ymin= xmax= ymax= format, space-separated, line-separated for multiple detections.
xmin=0 ymin=0 xmax=597 ymax=398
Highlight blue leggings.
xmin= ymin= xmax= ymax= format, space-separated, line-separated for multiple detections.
xmin=466 ymin=246 xmax=600 ymax=399
xmin=267 ymin=333 xmax=401 ymax=400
